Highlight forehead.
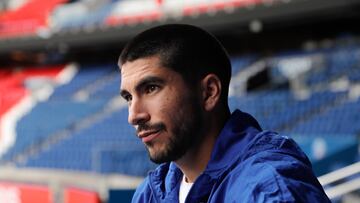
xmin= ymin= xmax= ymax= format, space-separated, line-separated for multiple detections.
xmin=121 ymin=56 xmax=161 ymax=77
xmin=120 ymin=56 xmax=178 ymax=89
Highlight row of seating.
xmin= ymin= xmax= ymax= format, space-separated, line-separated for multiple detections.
xmin=4 ymin=55 xmax=255 ymax=175
xmin=230 ymin=89 xmax=348 ymax=131
xmin=24 ymin=108 xmax=156 ymax=176
xmin=306 ymin=47 xmax=360 ymax=86
xmin=0 ymin=68 xmax=27 ymax=115
xmin=268 ymin=44 xmax=360 ymax=87
xmin=0 ymin=63 xmax=119 ymax=164
xmin=0 ymin=0 xmax=68 ymax=37
xmin=49 ymin=63 xmax=116 ymax=100
xmin=0 ymin=0 xmax=267 ymax=38
xmin=290 ymin=98 xmax=360 ymax=134
xmin=0 ymin=65 xmax=65 ymax=117
xmin=1 ymin=43 xmax=359 ymax=176
xmin=20 ymin=90 xmax=357 ymax=175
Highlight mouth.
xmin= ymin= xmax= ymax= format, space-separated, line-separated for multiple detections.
xmin=138 ymin=129 xmax=162 ymax=143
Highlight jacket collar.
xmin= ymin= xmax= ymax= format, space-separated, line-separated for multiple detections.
xmin=204 ymin=109 xmax=262 ymax=173
xmin=148 ymin=109 xmax=262 ymax=201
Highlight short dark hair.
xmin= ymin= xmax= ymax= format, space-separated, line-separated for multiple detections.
xmin=119 ymin=24 xmax=231 ymax=104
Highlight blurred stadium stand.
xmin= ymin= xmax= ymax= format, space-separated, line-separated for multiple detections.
xmin=1 ymin=0 xmax=360 ymax=202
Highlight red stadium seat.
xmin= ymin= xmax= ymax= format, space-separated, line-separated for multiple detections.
xmin=0 ymin=0 xmax=68 ymax=37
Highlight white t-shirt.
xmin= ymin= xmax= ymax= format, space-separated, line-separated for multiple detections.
xmin=179 ymin=175 xmax=194 ymax=203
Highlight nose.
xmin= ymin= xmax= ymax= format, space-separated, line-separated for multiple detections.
xmin=128 ymin=98 xmax=150 ymax=126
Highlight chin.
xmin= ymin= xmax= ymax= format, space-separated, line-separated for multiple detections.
xmin=148 ymin=149 xmax=172 ymax=164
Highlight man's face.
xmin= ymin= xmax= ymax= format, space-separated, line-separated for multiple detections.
xmin=120 ymin=56 xmax=203 ymax=164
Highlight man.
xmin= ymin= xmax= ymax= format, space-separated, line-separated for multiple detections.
xmin=119 ymin=24 xmax=330 ymax=203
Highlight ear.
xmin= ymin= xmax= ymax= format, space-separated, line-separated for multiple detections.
xmin=201 ymin=74 xmax=222 ymax=111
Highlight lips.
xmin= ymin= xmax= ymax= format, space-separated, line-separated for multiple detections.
xmin=138 ymin=129 xmax=162 ymax=143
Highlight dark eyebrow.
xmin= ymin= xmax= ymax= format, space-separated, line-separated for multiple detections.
xmin=120 ymin=76 xmax=165 ymax=99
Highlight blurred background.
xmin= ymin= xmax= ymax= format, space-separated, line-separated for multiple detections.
xmin=0 ymin=0 xmax=360 ymax=202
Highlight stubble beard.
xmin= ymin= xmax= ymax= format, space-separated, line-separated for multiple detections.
xmin=146 ymin=99 xmax=203 ymax=164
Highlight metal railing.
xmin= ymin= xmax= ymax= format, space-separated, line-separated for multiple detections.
xmin=319 ymin=161 xmax=360 ymax=199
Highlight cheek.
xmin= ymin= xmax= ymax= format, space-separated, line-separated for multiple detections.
xmin=159 ymin=96 xmax=174 ymax=116
xmin=149 ymin=88 xmax=194 ymax=123
xmin=161 ymin=96 xmax=184 ymax=123
xmin=168 ymin=95 xmax=192 ymax=120
xmin=146 ymin=94 xmax=174 ymax=119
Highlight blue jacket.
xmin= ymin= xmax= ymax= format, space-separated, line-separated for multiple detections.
xmin=132 ymin=110 xmax=331 ymax=202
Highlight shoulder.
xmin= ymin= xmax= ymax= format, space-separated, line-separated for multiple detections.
xmin=132 ymin=176 xmax=153 ymax=203
xmin=213 ymin=132 xmax=330 ymax=202
xmin=244 ymin=131 xmax=310 ymax=164
xmin=132 ymin=163 xmax=174 ymax=203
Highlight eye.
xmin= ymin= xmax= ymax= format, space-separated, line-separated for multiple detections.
xmin=122 ymin=93 xmax=132 ymax=102
xmin=145 ymin=85 xmax=159 ymax=94
xmin=125 ymin=95 xmax=132 ymax=102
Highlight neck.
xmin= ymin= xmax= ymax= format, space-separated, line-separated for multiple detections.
xmin=175 ymin=107 xmax=230 ymax=183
